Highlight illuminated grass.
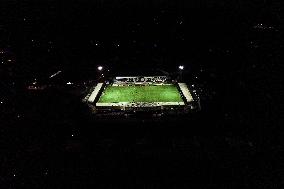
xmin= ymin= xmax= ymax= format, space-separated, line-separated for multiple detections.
xmin=98 ymin=85 xmax=183 ymax=103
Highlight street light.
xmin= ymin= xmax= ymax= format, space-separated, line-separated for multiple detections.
xmin=97 ymin=66 xmax=103 ymax=71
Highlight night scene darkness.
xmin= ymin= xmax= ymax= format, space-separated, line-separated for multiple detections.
xmin=0 ymin=0 xmax=283 ymax=188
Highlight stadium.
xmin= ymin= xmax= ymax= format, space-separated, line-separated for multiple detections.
xmin=84 ymin=76 xmax=200 ymax=115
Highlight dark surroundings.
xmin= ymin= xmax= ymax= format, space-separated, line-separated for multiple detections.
xmin=0 ymin=0 xmax=283 ymax=188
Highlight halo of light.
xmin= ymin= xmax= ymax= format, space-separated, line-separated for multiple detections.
xmin=97 ymin=66 xmax=103 ymax=71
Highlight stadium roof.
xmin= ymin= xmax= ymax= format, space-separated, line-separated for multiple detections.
xmin=111 ymin=65 xmax=167 ymax=77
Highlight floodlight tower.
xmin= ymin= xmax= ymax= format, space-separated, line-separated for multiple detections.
xmin=178 ymin=65 xmax=184 ymax=81
xmin=96 ymin=65 xmax=105 ymax=81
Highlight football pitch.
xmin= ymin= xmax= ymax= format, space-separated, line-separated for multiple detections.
xmin=98 ymin=84 xmax=183 ymax=103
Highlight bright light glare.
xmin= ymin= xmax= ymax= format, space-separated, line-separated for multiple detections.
xmin=49 ymin=70 xmax=62 ymax=78
xmin=178 ymin=65 xmax=184 ymax=70
xmin=97 ymin=66 xmax=103 ymax=71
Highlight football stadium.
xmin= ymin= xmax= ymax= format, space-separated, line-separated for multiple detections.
xmin=84 ymin=76 xmax=199 ymax=115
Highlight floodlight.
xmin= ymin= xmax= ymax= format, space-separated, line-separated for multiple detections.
xmin=97 ymin=66 xmax=103 ymax=71
xmin=178 ymin=65 xmax=184 ymax=70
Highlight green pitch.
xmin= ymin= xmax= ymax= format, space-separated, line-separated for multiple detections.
xmin=98 ymin=85 xmax=183 ymax=103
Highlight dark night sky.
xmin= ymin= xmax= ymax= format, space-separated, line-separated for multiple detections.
xmin=0 ymin=0 xmax=283 ymax=188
